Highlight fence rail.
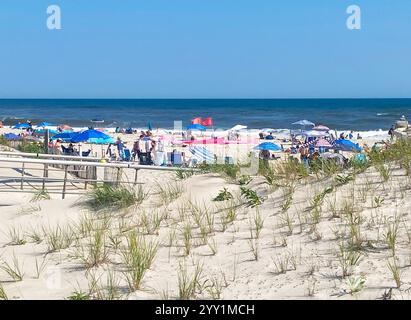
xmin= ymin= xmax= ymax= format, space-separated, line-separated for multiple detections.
xmin=0 ymin=155 xmax=196 ymax=199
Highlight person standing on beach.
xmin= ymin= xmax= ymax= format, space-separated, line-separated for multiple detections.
xmin=132 ymin=140 xmax=139 ymax=161
xmin=115 ymin=137 xmax=124 ymax=159
xmin=388 ymin=126 xmax=395 ymax=141
xmin=299 ymin=145 xmax=309 ymax=167
xmin=54 ymin=139 xmax=62 ymax=154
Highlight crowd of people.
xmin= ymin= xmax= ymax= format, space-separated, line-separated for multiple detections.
xmin=106 ymin=130 xmax=165 ymax=164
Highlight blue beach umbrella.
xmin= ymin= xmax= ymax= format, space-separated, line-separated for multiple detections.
xmin=254 ymin=142 xmax=282 ymax=151
xmin=3 ymin=133 xmax=22 ymax=141
xmin=13 ymin=123 xmax=30 ymax=129
xmin=37 ymin=122 xmax=53 ymax=128
xmin=333 ymin=139 xmax=362 ymax=152
xmin=51 ymin=132 xmax=78 ymax=142
xmin=71 ymin=129 xmax=115 ymax=144
xmin=186 ymin=124 xmax=206 ymax=131
xmin=35 ymin=128 xmax=58 ymax=135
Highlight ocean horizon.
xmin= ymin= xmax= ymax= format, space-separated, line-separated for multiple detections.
xmin=1 ymin=98 xmax=410 ymax=131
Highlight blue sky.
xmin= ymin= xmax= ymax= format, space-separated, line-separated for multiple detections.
xmin=0 ymin=0 xmax=410 ymax=98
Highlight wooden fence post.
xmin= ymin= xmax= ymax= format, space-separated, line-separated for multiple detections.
xmin=62 ymin=165 xmax=68 ymax=199
xmin=134 ymin=168 xmax=139 ymax=185
xmin=42 ymin=163 xmax=48 ymax=190
xmin=20 ymin=162 xmax=25 ymax=190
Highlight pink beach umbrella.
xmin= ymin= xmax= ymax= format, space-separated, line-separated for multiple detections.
xmin=316 ymin=138 xmax=333 ymax=148
xmin=313 ymin=125 xmax=330 ymax=131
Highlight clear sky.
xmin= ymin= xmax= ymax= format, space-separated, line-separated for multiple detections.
xmin=0 ymin=0 xmax=410 ymax=98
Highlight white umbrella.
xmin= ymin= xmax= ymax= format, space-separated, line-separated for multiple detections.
xmin=313 ymin=125 xmax=330 ymax=131
xmin=230 ymin=124 xmax=247 ymax=131
xmin=301 ymin=130 xmax=329 ymax=137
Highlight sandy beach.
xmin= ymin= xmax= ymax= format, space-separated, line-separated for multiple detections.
xmin=3 ymin=122 xmax=411 ymax=300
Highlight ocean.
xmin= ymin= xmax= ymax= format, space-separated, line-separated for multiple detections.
xmin=0 ymin=99 xmax=410 ymax=132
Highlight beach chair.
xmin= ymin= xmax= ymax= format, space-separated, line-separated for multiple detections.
xmin=172 ymin=152 xmax=183 ymax=166
xmin=166 ymin=152 xmax=173 ymax=165
xmin=139 ymin=152 xmax=152 ymax=165
xmin=225 ymin=156 xmax=234 ymax=165
xmin=189 ymin=146 xmax=216 ymax=164
xmin=82 ymin=150 xmax=91 ymax=157
xmin=123 ymin=148 xmax=132 ymax=161
xmin=61 ymin=145 xmax=73 ymax=155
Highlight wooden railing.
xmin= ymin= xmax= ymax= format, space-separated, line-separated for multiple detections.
xmin=0 ymin=155 xmax=196 ymax=199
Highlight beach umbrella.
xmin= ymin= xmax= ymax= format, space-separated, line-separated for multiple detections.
xmin=59 ymin=124 xmax=73 ymax=131
xmin=254 ymin=142 xmax=282 ymax=151
xmin=186 ymin=124 xmax=206 ymax=131
xmin=230 ymin=124 xmax=247 ymax=131
xmin=71 ymin=129 xmax=115 ymax=144
xmin=313 ymin=125 xmax=330 ymax=131
xmin=333 ymin=139 xmax=362 ymax=152
xmin=302 ymin=130 xmax=328 ymax=138
xmin=51 ymin=132 xmax=78 ymax=142
xmin=35 ymin=128 xmax=58 ymax=135
xmin=292 ymin=120 xmax=315 ymax=127
xmin=3 ymin=133 xmax=22 ymax=141
xmin=315 ymin=138 xmax=333 ymax=148
xmin=148 ymin=122 xmax=153 ymax=131
xmin=36 ymin=122 xmax=53 ymax=128
xmin=13 ymin=123 xmax=30 ymax=129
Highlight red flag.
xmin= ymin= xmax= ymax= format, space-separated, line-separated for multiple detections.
xmin=201 ymin=117 xmax=213 ymax=126
xmin=192 ymin=117 xmax=202 ymax=124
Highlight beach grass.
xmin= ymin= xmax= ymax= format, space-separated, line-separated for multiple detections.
xmin=0 ymin=284 xmax=8 ymax=300
xmin=121 ymin=231 xmax=158 ymax=291
xmin=0 ymin=253 xmax=24 ymax=281
xmin=31 ymin=188 xmax=51 ymax=202
xmin=86 ymin=184 xmax=145 ymax=211
xmin=178 ymin=261 xmax=203 ymax=300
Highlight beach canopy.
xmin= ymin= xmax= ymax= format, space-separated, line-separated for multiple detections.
xmin=71 ymin=129 xmax=114 ymax=144
xmin=315 ymin=138 xmax=333 ymax=148
xmin=333 ymin=139 xmax=362 ymax=152
xmin=189 ymin=146 xmax=215 ymax=164
xmin=254 ymin=142 xmax=281 ymax=151
xmin=2 ymin=133 xmax=22 ymax=141
xmin=13 ymin=123 xmax=30 ymax=129
xmin=36 ymin=122 xmax=53 ymax=128
xmin=301 ymin=130 xmax=328 ymax=138
xmin=51 ymin=132 xmax=78 ymax=142
xmin=292 ymin=120 xmax=315 ymax=127
xmin=186 ymin=124 xmax=206 ymax=131
xmin=313 ymin=125 xmax=330 ymax=131
xmin=230 ymin=124 xmax=247 ymax=131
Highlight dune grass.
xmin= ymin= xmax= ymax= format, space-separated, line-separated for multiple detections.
xmin=0 ymin=284 xmax=8 ymax=300
xmin=178 ymin=262 xmax=203 ymax=300
xmin=31 ymin=188 xmax=51 ymax=202
xmin=86 ymin=184 xmax=146 ymax=211
xmin=155 ymin=182 xmax=184 ymax=206
xmin=121 ymin=231 xmax=158 ymax=291
xmin=76 ymin=228 xmax=109 ymax=269
xmin=7 ymin=226 xmax=27 ymax=246
xmin=0 ymin=253 xmax=24 ymax=281
xmin=43 ymin=225 xmax=75 ymax=253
